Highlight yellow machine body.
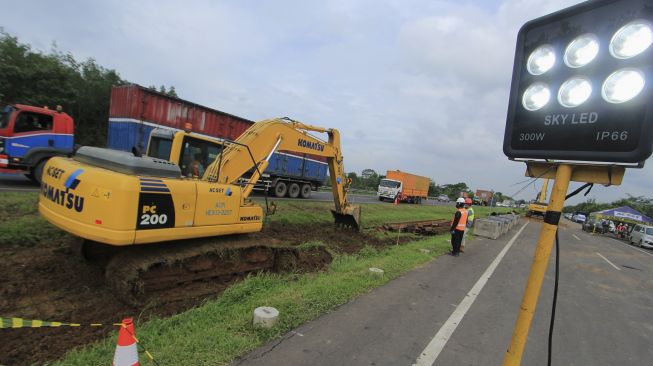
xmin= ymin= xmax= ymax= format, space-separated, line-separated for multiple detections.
xmin=38 ymin=118 xmax=359 ymax=247
xmin=38 ymin=157 xmax=263 ymax=245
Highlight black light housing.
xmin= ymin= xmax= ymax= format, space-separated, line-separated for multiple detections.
xmin=503 ymin=0 xmax=653 ymax=164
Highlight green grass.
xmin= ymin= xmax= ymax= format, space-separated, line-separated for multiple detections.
xmin=52 ymin=236 xmax=452 ymax=366
xmin=259 ymin=199 xmax=514 ymax=229
xmin=2 ymin=193 xmax=513 ymax=365
xmin=0 ymin=192 xmax=70 ymax=247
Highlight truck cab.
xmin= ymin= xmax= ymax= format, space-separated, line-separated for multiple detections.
xmin=377 ymin=178 xmax=401 ymax=201
xmin=0 ymin=104 xmax=74 ymax=182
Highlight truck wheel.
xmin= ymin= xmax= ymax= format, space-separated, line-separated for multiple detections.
xmin=288 ymin=183 xmax=300 ymax=198
xmin=32 ymin=159 xmax=47 ymax=185
xmin=300 ymin=184 xmax=311 ymax=199
xmin=274 ymin=181 xmax=288 ymax=198
xmin=379 ymin=196 xmax=384 ymax=201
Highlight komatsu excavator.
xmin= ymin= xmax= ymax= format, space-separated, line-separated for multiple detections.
xmin=38 ymin=117 xmax=360 ymax=302
xmin=526 ymin=178 xmax=549 ymax=218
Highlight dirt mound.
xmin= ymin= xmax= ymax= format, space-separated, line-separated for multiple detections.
xmin=0 ymin=223 xmax=385 ymax=365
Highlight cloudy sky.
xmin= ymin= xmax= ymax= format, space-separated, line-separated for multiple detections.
xmin=3 ymin=0 xmax=652 ymax=204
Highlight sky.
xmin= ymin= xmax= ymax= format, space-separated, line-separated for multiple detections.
xmin=2 ymin=0 xmax=652 ymax=204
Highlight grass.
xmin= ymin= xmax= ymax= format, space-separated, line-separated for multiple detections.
xmin=1 ymin=193 xmax=514 ymax=365
xmin=52 ymin=236 xmax=452 ymax=366
xmin=0 ymin=192 xmax=70 ymax=247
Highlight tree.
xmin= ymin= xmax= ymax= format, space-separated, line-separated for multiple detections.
xmin=0 ymin=31 xmax=126 ymax=146
xmin=167 ymin=86 xmax=178 ymax=98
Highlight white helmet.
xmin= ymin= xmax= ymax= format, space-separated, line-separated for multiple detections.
xmin=456 ymin=197 xmax=466 ymax=204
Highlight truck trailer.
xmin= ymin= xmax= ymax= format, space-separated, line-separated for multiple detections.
xmin=106 ymin=84 xmax=327 ymax=198
xmin=377 ymin=170 xmax=429 ymax=204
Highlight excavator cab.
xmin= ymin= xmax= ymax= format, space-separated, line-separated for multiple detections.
xmin=147 ymin=128 xmax=224 ymax=179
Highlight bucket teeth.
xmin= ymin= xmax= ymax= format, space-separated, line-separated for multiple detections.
xmin=331 ymin=205 xmax=361 ymax=231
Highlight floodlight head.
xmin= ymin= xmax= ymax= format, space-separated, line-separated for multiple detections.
xmin=504 ymin=0 xmax=653 ymax=164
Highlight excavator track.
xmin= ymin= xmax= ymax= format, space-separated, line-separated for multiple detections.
xmin=80 ymin=236 xmax=332 ymax=305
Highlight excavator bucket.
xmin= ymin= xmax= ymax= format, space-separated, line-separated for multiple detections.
xmin=331 ymin=205 xmax=361 ymax=231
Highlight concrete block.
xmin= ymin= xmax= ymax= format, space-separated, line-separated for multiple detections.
xmin=486 ymin=217 xmax=509 ymax=234
xmin=473 ymin=219 xmax=502 ymax=239
xmin=369 ymin=267 xmax=385 ymax=276
xmin=253 ymin=306 xmax=279 ymax=329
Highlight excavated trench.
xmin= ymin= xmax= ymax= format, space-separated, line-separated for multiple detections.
xmin=0 ymin=222 xmax=393 ymax=366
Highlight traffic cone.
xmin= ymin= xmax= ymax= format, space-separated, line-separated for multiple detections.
xmin=394 ymin=196 xmax=399 ymax=206
xmin=113 ymin=318 xmax=139 ymax=366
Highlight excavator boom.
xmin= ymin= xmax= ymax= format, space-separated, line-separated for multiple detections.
xmin=205 ymin=117 xmax=361 ymax=230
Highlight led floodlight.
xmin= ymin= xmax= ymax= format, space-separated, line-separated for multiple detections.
xmin=504 ymin=0 xmax=653 ymax=164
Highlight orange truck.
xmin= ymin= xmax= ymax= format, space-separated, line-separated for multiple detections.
xmin=377 ymin=170 xmax=429 ymax=204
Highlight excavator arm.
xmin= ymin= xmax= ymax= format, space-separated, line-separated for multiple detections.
xmin=203 ymin=117 xmax=361 ymax=230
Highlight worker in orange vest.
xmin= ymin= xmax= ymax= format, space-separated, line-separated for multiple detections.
xmin=450 ymin=197 xmax=469 ymax=256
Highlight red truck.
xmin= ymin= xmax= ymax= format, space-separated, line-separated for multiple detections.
xmin=0 ymin=104 xmax=75 ymax=183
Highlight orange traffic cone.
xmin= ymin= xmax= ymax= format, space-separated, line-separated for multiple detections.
xmin=113 ymin=318 xmax=139 ymax=366
xmin=394 ymin=196 xmax=399 ymax=206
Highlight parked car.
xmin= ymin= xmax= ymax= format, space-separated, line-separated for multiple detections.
xmin=572 ymin=214 xmax=587 ymax=223
xmin=582 ymin=219 xmax=597 ymax=232
xmin=564 ymin=213 xmax=573 ymax=220
xmin=629 ymin=224 xmax=653 ymax=249
xmin=436 ymin=194 xmax=450 ymax=202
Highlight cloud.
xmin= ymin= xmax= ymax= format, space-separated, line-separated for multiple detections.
xmin=3 ymin=0 xmax=652 ymax=203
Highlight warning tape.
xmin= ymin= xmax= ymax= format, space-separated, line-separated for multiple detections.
xmin=1 ymin=317 xmax=159 ymax=365
xmin=0 ymin=317 xmax=122 ymax=329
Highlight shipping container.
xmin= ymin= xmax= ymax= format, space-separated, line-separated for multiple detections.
xmin=377 ymin=170 xmax=429 ymax=204
xmin=107 ymin=84 xmax=327 ymax=198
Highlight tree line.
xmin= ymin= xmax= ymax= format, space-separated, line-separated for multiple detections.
xmin=563 ymin=195 xmax=653 ymax=218
xmin=326 ymin=170 xmax=513 ymax=202
xmin=0 ymin=30 xmax=177 ymax=147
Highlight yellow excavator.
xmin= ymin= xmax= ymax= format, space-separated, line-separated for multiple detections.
xmin=526 ymin=178 xmax=549 ymax=218
xmin=38 ymin=117 xmax=360 ymax=302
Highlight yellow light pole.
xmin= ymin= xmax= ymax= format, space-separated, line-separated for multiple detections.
xmin=503 ymin=164 xmax=572 ymax=366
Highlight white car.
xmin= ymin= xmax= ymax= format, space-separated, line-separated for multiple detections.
xmin=572 ymin=214 xmax=586 ymax=223
xmin=629 ymin=224 xmax=653 ymax=249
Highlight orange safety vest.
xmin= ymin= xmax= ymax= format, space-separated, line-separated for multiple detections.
xmin=452 ymin=208 xmax=468 ymax=231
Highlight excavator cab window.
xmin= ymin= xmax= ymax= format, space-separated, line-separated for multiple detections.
xmin=179 ymin=136 xmax=223 ymax=178
xmin=148 ymin=136 xmax=173 ymax=160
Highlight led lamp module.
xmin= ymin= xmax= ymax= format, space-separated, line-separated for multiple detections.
xmin=610 ymin=20 xmax=653 ymax=59
xmin=558 ymin=77 xmax=592 ymax=108
xmin=564 ymin=33 xmax=599 ymax=68
xmin=602 ymin=68 xmax=645 ymax=104
xmin=527 ymin=45 xmax=555 ymax=75
xmin=522 ymin=82 xmax=550 ymax=111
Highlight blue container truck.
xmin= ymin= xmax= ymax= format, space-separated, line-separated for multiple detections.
xmin=107 ymin=85 xmax=327 ymax=198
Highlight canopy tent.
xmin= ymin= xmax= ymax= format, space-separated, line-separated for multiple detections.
xmin=591 ymin=206 xmax=653 ymax=225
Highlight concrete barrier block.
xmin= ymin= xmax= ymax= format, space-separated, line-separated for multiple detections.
xmin=474 ymin=219 xmax=502 ymax=239
xmin=253 ymin=306 xmax=279 ymax=328
xmin=486 ymin=217 xmax=509 ymax=234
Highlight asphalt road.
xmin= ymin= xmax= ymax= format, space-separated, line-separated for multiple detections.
xmin=232 ymin=219 xmax=653 ymax=366
xmin=0 ymin=172 xmax=40 ymax=192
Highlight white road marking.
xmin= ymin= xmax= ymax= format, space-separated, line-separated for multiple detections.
xmin=413 ymin=222 xmax=529 ymax=366
xmin=596 ymin=252 xmax=621 ymax=271
xmin=572 ymin=234 xmax=581 ymax=241
xmin=610 ymin=239 xmax=653 ymax=258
